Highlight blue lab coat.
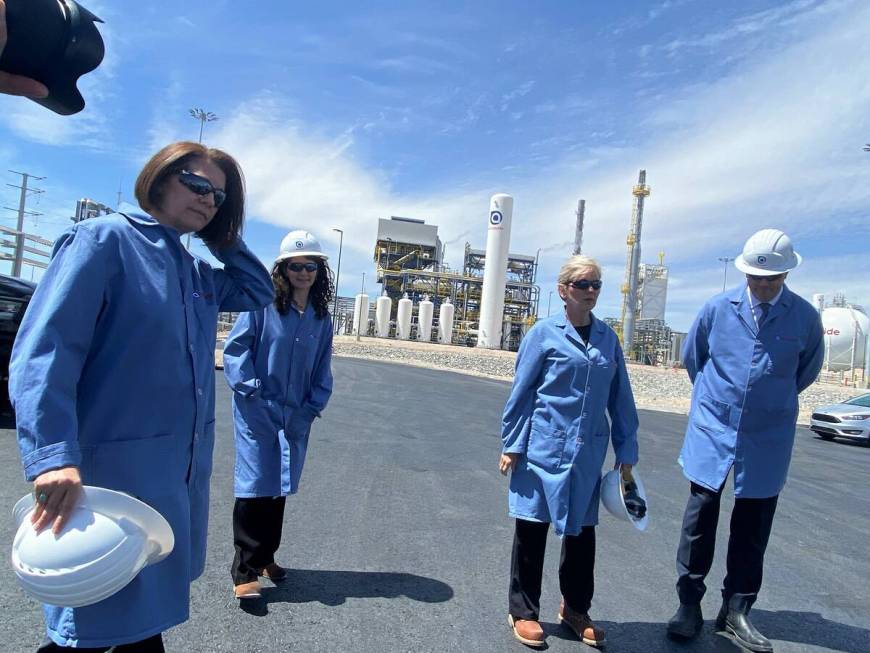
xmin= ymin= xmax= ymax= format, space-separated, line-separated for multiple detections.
xmin=224 ymin=303 xmax=333 ymax=497
xmin=10 ymin=208 xmax=273 ymax=648
xmin=680 ymin=284 xmax=824 ymax=498
xmin=502 ymin=313 xmax=639 ymax=536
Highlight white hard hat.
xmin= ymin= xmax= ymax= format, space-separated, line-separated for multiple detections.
xmin=600 ymin=469 xmax=649 ymax=531
xmin=734 ymin=228 xmax=801 ymax=276
xmin=11 ymin=486 xmax=174 ymax=608
xmin=275 ymin=230 xmax=328 ymax=264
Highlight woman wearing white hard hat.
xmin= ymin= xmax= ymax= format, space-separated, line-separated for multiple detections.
xmin=499 ymin=255 xmax=643 ymax=649
xmin=9 ymin=141 xmax=273 ymax=651
xmin=223 ymin=229 xmax=335 ymax=600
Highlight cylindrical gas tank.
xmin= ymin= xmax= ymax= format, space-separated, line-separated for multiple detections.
xmin=375 ymin=293 xmax=392 ymax=338
xmin=478 ymin=193 xmax=513 ymax=349
xmin=352 ymin=293 xmax=369 ymax=336
xmin=821 ymin=306 xmax=869 ymax=371
xmin=438 ymin=298 xmax=455 ymax=344
xmin=418 ymin=295 xmax=434 ymax=342
xmin=397 ymin=293 xmax=413 ymax=340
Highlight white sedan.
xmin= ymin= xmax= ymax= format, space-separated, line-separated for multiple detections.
xmin=810 ymin=393 xmax=870 ymax=445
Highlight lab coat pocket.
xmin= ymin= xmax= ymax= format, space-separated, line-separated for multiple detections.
xmin=286 ymin=408 xmax=314 ymax=441
xmin=237 ymin=396 xmax=282 ymax=438
xmin=526 ymin=425 xmax=569 ymax=471
xmin=696 ymin=394 xmax=730 ymax=434
xmin=85 ymin=433 xmax=178 ymax=501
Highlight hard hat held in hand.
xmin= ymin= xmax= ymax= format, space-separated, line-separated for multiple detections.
xmin=734 ymin=228 xmax=801 ymax=276
xmin=275 ymin=230 xmax=328 ymax=264
xmin=601 ymin=468 xmax=649 ymax=531
xmin=11 ymin=486 xmax=174 ymax=608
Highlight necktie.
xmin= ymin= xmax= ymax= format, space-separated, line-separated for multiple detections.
xmin=758 ymin=302 xmax=771 ymax=328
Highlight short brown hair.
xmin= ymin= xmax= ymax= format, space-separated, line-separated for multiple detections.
xmin=134 ymin=141 xmax=245 ymax=248
xmin=557 ymin=255 xmax=602 ymax=285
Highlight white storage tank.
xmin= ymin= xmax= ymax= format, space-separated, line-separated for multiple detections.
xmin=397 ymin=293 xmax=413 ymax=340
xmin=478 ymin=193 xmax=514 ymax=349
xmin=352 ymin=293 xmax=369 ymax=336
xmin=438 ymin=298 xmax=455 ymax=344
xmin=375 ymin=292 xmax=392 ymax=338
xmin=821 ymin=306 xmax=869 ymax=371
xmin=418 ymin=295 xmax=434 ymax=342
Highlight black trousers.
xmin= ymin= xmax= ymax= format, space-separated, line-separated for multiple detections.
xmin=231 ymin=496 xmax=287 ymax=585
xmin=509 ymin=518 xmax=596 ymax=621
xmin=676 ymin=482 xmax=779 ymax=609
xmin=38 ymin=634 xmax=164 ymax=652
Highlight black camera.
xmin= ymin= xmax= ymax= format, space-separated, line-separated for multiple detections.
xmin=0 ymin=0 xmax=105 ymax=115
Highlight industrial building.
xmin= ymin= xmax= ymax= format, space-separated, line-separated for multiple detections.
xmin=368 ymin=214 xmax=539 ymax=350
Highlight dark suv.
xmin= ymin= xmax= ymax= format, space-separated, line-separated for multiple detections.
xmin=0 ymin=273 xmax=36 ymax=414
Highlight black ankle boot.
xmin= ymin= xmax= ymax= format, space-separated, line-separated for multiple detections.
xmin=666 ymin=603 xmax=703 ymax=640
xmin=716 ymin=601 xmax=773 ymax=652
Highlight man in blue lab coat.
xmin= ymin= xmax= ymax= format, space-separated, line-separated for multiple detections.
xmin=666 ymin=229 xmax=824 ymax=652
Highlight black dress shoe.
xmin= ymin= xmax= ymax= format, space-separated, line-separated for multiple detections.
xmin=666 ymin=603 xmax=703 ymax=640
xmin=716 ymin=603 xmax=773 ymax=652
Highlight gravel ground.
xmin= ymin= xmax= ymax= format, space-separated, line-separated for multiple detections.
xmin=333 ymin=335 xmax=866 ymax=423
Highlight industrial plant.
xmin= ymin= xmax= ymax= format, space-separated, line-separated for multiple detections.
xmin=347 ymin=200 xmax=539 ymax=351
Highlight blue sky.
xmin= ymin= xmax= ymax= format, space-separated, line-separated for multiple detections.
xmin=1 ymin=0 xmax=868 ymax=330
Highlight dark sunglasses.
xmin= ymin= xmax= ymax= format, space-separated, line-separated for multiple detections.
xmin=178 ymin=170 xmax=227 ymax=208
xmin=286 ymin=262 xmax=319 ymax=273
xmin=567 ymin=279 xmax=602 ymax=290
xmin=746 ymin=273 xmax=786 ymax=282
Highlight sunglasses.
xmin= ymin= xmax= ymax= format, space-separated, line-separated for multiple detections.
xmin=746 ymin=273 xmax=786 ymax=282
xmin=286 ymin=262 xmax=319 ymax=272
xmin=566 ymin=279 xmax=602 ymax=290
xmin=178 ymin=170 xmax=227 ymax=208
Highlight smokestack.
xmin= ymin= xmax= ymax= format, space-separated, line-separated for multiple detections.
xmin=477 ymin=193 xmax=513 ymax=349
xmin=573 ymin=199 xmax=585 ymax=255
xmin=621 ymin=170 xmax=651 ymax=354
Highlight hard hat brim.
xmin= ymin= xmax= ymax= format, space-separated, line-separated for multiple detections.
xmin=274 ymin=251 xmax=328 ymax=264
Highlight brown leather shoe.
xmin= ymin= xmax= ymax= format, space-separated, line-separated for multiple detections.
xmin=558 ymin=600 xmax=606 ymax=647
xmin=259 ymin=563 xmax=288 ymax=581
xmin=234 ymin=580 xmax=262 ymax=599
xmin=508 ymin=614 xmax=546 ymax=648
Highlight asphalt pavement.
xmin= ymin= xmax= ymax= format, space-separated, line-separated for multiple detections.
xmin=0 ymin=358 xmax=868 ymax=652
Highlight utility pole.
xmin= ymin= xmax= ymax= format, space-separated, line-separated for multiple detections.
xmin=5 ymin=171 xmax=45 ymax=278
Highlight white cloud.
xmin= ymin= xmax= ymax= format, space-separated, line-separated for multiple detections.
xmin=192 ymin=2 xmax=869 ymax=330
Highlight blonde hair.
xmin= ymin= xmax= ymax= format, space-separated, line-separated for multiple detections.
xmin=557 ymin=255 xmax=602 ymax=284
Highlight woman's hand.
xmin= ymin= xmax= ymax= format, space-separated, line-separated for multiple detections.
xmin=619 ymin=462 xmax=634 ymax=481
xmin=31 ymin=466 xmax=83 ymax=534
xmin=499 ymin=452 xmax=519 ymax=475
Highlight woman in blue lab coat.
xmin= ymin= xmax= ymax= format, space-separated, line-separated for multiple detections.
xmin=499 ymin=255 xmax=640 ymax=649
xmin=10 ymin=141 xmax=274 ymax=651
xmin=224 ymin=229 xmax=334 ymax=600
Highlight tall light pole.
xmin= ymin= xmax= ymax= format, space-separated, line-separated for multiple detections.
xmin=718 ymin=256 xmax=735 ymax=292
xmin=547 ymin=290 xmax=554 ymax=317
xmin=332 ymin=228 xmax=343 ymax=331
xmin=189 ymin=108 xmax=218 ymax=143
xmin=186 ymin=109 xmax=219 ymax=250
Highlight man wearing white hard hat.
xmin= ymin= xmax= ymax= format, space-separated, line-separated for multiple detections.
xmin=667 ymin=229 xmax=824 ymax=652
xmin=223 ymin=229 xmax=335 ymax=600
